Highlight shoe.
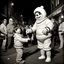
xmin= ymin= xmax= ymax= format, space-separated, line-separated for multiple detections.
xmin=38 ymin=55 xmax=45 ymax=59
xmin=15 ymin=60 xmax=25 ymax=64
xmin=45 ymin=58 xmax=51 ymax=62
xmin=20 ymin=60 xmax=25 ymax=64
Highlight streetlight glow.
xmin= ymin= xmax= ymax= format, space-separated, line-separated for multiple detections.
xmin=61 ymin=14 xmax=64 ymax=18
xmin=11 ymin=2 xmax=14 ymax=6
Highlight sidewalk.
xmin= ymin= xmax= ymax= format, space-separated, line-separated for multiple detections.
xmin=0 ymin=44 xmax=38 ymax=64
xmin=0 ymin=44 xmax=63 ymax=64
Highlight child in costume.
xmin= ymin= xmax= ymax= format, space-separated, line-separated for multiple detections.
xmin=14 ymin=27 xmax=30 ymax=64
xmin=26 ymin=6 xmax=54 ymax=62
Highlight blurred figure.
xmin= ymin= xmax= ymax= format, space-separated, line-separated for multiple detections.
xmin=51 ymin=17 xmax=59 ymax=49
xmin=28 ymin=25 xmax=34 ymax=46
xmin=58 ymin=14 xmax=64 ymax=49
xmin=7 ymin=18 xmax=14 ymax=49
xmin=0 ymin=19 xmax=7 ymax=52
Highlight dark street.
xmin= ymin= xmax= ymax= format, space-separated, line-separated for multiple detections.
xmin=0 ymin=0 xmax=64 ymax=64
xmin=0 ymin=44 xmax=64 ymax=64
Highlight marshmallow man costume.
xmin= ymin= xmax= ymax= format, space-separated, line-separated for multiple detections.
xmin=32 ymin=6 xmax=54 ymax=50
xmin=26 ymin=6 xmax=54 ymax=62
xmin=32 ymin=18 xmax=54 ymax=50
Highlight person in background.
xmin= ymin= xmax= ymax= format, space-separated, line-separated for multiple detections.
xmin=0 ymin=18 xmax=7 ymax=52
xmin=7 ymin=18 xmax=14 ymax=49
xmin=27 ymin=25 xmax=34 ymax=46
xmin=58 ymin=13 xmax=64 ymax=49
xmin=13 ymin=27 xmax=30 ymax=64
xmin=51 ymin=17 xmax=59 ymax=49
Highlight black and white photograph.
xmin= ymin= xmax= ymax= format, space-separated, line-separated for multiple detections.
xmin=0 ymin=0 xmax=64 ymax=64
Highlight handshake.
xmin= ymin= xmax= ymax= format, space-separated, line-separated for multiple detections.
xmin=26 ymin=29 xmax=33 ymax=34
xmin=26 ymin=37 xmax=31 ymax=42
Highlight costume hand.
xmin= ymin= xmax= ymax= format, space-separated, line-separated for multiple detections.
xmin=26 ymin=29 xmax=32 ymax=34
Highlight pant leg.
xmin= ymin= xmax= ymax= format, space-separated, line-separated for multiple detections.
xmin=59 ymin=34 xmax=63 ymax=49
xmin=51 ymin=35 xmax=56 ymax=49
xmin=46 ymin=51 xmax=51 ymax=58
xmin=2 ymin=39 xmax=6 ymax=50
xmin=43 ymin=38 xmax=51 ymax=51
xmin=16 ymin=48 xmax=23 ymax=63
xmin=7 ymin=37 xmax=12 ymax=48
xmin=45 ymin=50 xmax=51 ymax=62
xmin=37 ymin=40 xmax=44 ymax=49
xmin=40 ymin=49 xmax=45 ymax=56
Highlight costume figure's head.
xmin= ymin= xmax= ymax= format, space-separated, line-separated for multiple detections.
xmin=34 ymin=6 xmax=47 ymax=21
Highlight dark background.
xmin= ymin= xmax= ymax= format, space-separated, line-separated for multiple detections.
xmin=0 ymin=0 xmax=51 ymax=21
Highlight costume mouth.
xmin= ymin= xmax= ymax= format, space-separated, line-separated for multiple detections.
xmin=37 ymin=16 xmax=41 ymax=19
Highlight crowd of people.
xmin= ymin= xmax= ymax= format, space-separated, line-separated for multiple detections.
xmin=0 ymin=5 xmax=64 ymax=64
xmin=0 ymin=17 xmax=36 ymax=51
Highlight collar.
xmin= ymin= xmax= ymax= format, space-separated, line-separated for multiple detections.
xmin=36 ymin=17 xmax=48 ymax=24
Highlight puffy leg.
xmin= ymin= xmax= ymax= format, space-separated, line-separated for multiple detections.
xmin=45 ymin=51 xmax=51 ymax=62
xmin=43 ymin=38 xmax=51 ymax=62
xmin=38 ymin=49 xmax=45 ymax=59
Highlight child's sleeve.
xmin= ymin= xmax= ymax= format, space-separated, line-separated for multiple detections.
xmin=17 ymin=35 xmax=28 ymax=42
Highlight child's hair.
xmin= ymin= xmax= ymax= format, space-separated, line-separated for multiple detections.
xmin=14 ymin=26 xmax=22 ymax=34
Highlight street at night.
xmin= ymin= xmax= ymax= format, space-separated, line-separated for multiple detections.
xmin=0 ymin=44 xmax=64 ymax=64
xmin=0 ymin=0 xmax=64 ymax=64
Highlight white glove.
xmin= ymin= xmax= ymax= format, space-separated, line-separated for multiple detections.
xmin=42 ymin=29 xmax=48 ymax=35
xmin=26 ymin=29 xmax=32 ymax=34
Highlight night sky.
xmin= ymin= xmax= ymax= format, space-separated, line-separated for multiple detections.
xmin=13 ymin=0 xmax=51 ymax=20
xmin=0 ymin=0 xmax=51 ymax=21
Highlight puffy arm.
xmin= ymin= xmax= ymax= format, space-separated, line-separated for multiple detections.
xmin=45 ymin=20 xmax=54 ymax=32
xmin=31 ymin=22 xmax=36 ymax=32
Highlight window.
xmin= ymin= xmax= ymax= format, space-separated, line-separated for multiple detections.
xmin=56 ymin=0 xmax=59 ymax=6
xmin=51 ymin=0 xmax=63 ymax=11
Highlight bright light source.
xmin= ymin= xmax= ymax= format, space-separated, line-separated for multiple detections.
xmin=20 ymin=15 xmax=23 ymax=17
xmin=61 ymin=15 xmax=64 ymax=18
xmin=11 ymin=2 xmax=14 ymax=6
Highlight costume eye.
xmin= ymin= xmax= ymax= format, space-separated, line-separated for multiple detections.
xmin=35 ymin=14 xmax=39 ymax=16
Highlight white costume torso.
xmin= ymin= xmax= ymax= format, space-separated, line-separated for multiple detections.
xmin=31 ymin=17 xmax=54 ymax=50
xmin=32 ymin=18 xmax=54 ymax=41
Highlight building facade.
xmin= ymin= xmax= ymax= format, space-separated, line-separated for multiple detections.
xmin=48 ymin=0 xmax=64 ymax=18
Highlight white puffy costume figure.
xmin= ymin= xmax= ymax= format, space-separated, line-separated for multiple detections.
xmin=26 ymin=6 xmax=54 ymax=62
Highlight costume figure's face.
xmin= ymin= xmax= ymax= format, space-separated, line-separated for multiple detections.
xmin=35 ymin=12 xmax=42 ymax=20
xmin=34 ymin=6 xmax=47 ymax=21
